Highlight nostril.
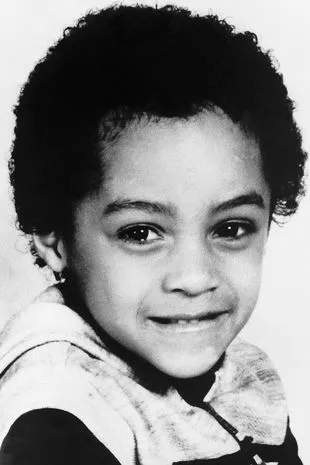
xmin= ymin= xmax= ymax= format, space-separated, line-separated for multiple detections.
xmin=174 ymin=285 xmax=218 ymax=298
xmin=162 ymin=271 xmax=219 ymax=297
xmin=162 ymin=245 xmax=220 ymax=296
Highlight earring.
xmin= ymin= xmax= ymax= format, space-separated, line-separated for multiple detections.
xmin=54 ymin=270 xmax=66 ymax=283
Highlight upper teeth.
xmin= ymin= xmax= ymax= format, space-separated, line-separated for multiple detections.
xmin=175 ymin=319 xmax=200 ymax=324
xmin=150 ymin=316 xmax=205 ymax=325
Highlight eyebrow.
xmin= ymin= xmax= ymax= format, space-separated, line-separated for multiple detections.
xmin=103 ymin=191 xmax=265 ymax=217
xmin=103 ymin=199 xmax=177 ymax=217
xmin=211 ymin=192 xmax=266 ymax=214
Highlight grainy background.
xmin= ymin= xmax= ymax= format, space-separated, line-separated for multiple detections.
xmin=0 ymin=0 xmax=309 ymax=462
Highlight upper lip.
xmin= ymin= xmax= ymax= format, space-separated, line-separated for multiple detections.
xmin=149 ymin=310 xmax=229 ymax=321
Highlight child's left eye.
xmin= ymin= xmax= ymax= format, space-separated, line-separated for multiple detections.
xmin=118 ymin=225 xmax=162 ymax=246
xmin=213 ymin=220 xmax=255 ymax=241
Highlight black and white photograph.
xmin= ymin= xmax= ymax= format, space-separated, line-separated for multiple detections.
xmin=0 ymin=1 xmax=309 ymax=464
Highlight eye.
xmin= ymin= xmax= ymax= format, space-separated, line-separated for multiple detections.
xmin=118 ymin=225 xmax=163 ymax=246
xmin=213 ymin=220 xmax=256 ymax=242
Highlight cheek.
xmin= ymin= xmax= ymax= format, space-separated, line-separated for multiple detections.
xmin=82 ymin=251 xmax=156 ymax=316
xmin=225 ymin=246 xmax=265 ymax=312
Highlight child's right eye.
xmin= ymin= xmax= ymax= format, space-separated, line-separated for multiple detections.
xmin=117 ymin=224 xmax=163 ymax=247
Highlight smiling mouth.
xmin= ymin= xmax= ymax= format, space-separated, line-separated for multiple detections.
xmin=149 ymin=311 xmax=229 ymax=326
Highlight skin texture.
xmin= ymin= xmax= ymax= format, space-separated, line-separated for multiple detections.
xmin=46 ymin=110 xmax=271 ymax=379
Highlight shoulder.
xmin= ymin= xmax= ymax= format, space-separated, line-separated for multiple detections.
xmin=225 ymin=337 xmax=284 ymax=391
xmin=0 ymin=408 xmax=121 ymax=465
xmin=207 ymin=338 xmax=288 ymax=446
xmin=0 ymin=294 xmax=136 ymax=464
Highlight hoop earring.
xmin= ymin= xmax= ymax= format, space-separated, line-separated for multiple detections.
xmin=54 ymin=270 xmax=66 ymax=284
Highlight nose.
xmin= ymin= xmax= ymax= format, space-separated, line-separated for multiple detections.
xmin=162 ymin=240 xmax=220 ymax=297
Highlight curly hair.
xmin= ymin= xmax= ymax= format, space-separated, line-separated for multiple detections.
xmin=9 ymin=4 xmax=307 ymax=264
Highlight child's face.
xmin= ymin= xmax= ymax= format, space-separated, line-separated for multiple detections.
xmin=67 ymin=110 xmax=270 ymax=378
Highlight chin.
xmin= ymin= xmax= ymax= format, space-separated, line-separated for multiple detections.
xmin=152 ymin=352 xmax=223 ymax=380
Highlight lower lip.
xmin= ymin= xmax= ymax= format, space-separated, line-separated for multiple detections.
xmin=147 ymin=312 xmax=230 ymax=334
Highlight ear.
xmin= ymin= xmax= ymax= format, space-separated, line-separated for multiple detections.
xmin=32 ymin=233 xmax=68 ymax=272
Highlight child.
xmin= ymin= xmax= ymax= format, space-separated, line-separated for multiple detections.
xmin=0 ymin=4 xmax=306 ymax=464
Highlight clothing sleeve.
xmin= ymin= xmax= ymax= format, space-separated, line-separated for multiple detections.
xmin=0 ymin=408 xmax=122 ymax=465
xmin=278 ymin=423 xmax=304 ymax=465
xmin=254 ymin=420 xmax=304 ymax=465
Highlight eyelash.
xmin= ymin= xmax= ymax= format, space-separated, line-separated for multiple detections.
xmin=212 ymin=220 xmax=256 ymax=242
xmin=117 ymin=224 xmax=163 ymax=246
xmin=117 ymin=220 xmax=256 ymax=248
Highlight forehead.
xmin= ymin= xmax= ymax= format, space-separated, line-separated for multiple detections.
xmin=100 ymin=110 xmax=268 ymax=208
